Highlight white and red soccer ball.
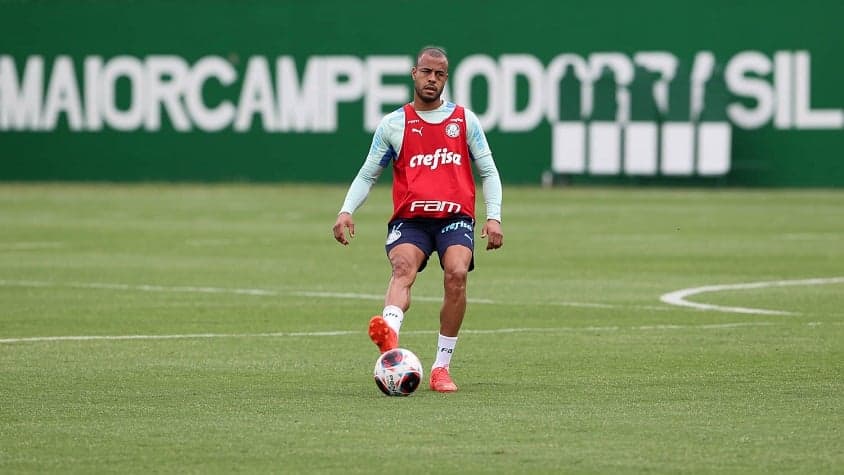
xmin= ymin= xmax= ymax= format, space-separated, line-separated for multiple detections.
xmin=373 ymin=348 xmax=423 ymax=396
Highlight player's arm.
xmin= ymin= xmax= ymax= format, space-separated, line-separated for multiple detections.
xmin=476 ymin=156 xmax=504 ymax=250
xmin=333 ymin=117 xmax=396 ymax=245
xmin=338 ymin=157 xmax=384 ymax=216
xmin=333 ymin=161 xmax=382 ymax=245
xmin=466 ymin=110 xmax=504 ymax=250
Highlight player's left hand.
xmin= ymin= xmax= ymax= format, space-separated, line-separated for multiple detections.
xmin=481 ymin=219 xmax=503 ymax=250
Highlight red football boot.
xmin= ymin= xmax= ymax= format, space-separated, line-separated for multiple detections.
xmin=368 ymin=315 xmax=398 ymax=354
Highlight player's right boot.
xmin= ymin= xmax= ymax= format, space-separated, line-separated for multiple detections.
xmin=368 ymin=315 xmax=398 ymax=354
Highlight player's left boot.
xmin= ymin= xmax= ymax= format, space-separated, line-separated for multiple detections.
xmin=429 ymin=366 xmax=458 ymax=393
xmin=368 ymin=315 xmax=398 ymax=354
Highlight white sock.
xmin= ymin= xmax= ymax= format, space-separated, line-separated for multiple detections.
xmin=382 ymin=305 xmax=404 ymax=335
xmin=433 ymin=334 xmax=458 ymax=369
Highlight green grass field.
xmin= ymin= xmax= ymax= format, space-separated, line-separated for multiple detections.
xmin=1 ymin=184 xmax=842 ymax=474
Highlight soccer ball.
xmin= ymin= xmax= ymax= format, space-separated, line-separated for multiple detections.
xmin=373 ymin=348 xmax=423 ymax=396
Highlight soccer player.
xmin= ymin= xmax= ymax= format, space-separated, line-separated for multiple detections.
xmin=332 ymin=46 xmax=503 ymax=393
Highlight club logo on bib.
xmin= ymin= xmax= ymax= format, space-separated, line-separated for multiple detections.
xmin=445 ymin=123 xmax=460 ymax=138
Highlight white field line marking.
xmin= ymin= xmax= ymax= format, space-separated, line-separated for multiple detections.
xmin=292 ymin=290 xmax=495 ymax=304
xmin=0 ymin=242 xmax=64 ymax=251
xmin=6 ymin=277 xmax=835 ymax=319
xmin=0 ymin=331 xmax=358 ymax=344
xmin=0 ymin=278 xmax=686 ymax=314
xmin=0 ymin=279 xmax=622 ymax=308
xmin=0 ymin=278 xmax=792 ymax=315
xmin=544 ymin=301 xmax=673 ymax=312
xmin=660 ymin=277 xmax=844 ymax=316
xmin=185 ymin=238 xmax=277 ymax=247
xmin=0 ymin=280 xmax=282 ymax=297
xmin=780 ymin=233 xmax=843 ymax=241
xmin=294 ymin=291 xmax=661 ymax=310
xmin=0 ymin=322 xmax=780 ymax=345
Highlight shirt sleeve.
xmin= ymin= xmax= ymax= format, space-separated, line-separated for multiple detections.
xmin=475 ymin=156 xmax=502 ymax=222
xmin=465 ymin=109 xmax=502 ymax=222
xmin=465 ymin=108 xmax=493 ymax=161
xmin=338 ymin=159 xmax=383 ymax=215
xmin=338 ymin=113 xmax=399 ymax=215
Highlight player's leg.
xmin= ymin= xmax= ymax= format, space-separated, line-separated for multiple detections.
xmin=438 ymin=244 xmax=473 ymax=337
xmin=385 ymin=243 xmax=426 ymax=313
xmin=429 ymin=244 xmax=472 ymax=392
xmin=370 ymin=221 xmax=432 ymax=353
xmin=430 ymin=218 xmax=475 ymax=392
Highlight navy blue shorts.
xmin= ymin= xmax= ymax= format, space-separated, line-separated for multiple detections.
xmin=385 ymin=216 xmax=475 ymax=272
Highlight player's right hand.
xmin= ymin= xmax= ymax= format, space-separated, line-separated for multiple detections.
xmin=333 ymin=212 xmax=355 ymax=246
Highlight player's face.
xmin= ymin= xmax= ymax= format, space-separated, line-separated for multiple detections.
xmin=412 ymin=53 xmax=448 ymax=104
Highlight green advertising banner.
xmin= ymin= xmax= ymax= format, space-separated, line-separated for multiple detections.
xmin=0 ymin=0 xmax=841 ymax=185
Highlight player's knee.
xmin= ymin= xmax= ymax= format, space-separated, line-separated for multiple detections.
xmin=443 ymin=267 xmax=468 ymax=292
xmin=390 ymin=254 xmax=418 ymax=282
